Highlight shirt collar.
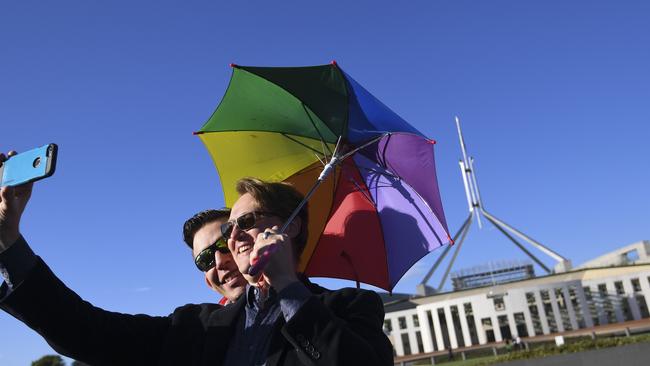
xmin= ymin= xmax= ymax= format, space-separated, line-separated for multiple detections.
xmin=245 ymin=283 xmax=278 ymax=310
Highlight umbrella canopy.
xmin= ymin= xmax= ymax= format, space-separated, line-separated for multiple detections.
xmin=196 ymin=62 xmax=451 ymax=291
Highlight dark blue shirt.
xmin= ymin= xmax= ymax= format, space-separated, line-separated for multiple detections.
xmin=222 ymin=281 xmax=310 ymax=366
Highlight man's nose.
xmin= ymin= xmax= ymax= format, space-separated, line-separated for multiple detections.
xmin=214 ymin=250 xmax=232 ymax=270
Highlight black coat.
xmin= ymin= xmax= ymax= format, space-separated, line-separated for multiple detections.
xmin=0 ymin=258 xmax=393 ymax=365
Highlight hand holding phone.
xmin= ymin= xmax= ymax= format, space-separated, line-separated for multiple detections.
xmin=0 ymin=145 xmax=57 ymax=250
xmin=0 ymin=144 xmax=57 ymax=187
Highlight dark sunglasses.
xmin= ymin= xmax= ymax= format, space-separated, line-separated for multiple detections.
xmin=220 ymin=211 xmax=271 ymax=239
xmin=194 ymin=237 xmax=230 ymax=272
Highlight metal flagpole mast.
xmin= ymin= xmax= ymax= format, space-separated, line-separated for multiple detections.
xmin=416 ymin=117 xmax=571 ymax=295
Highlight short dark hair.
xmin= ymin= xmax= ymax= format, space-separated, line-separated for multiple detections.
xmin=182 ymin=208 xmax=231 ymax=249
xmin=235 ymin=178 xmax=308 ymax=259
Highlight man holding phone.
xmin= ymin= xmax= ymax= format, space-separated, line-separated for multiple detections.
xmin=0 ymin=151 xmax=393 ymax=365
xmin=0 ymin=151 xmax=249 ymax=365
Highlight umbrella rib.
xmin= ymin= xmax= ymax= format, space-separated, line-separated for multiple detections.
xmin=355 ymin=166 xmax=401 ymax=180
xmin=301 ymin=103 xmax=333 ymax=157
xmin=280 ymin=133 xmax=328 ymax=158
xmin=338 ymin=133 xmax=390 ymax=161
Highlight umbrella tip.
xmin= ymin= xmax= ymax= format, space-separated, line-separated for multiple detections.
xmin=330 ymin=60 xmax=338 ymax=66
xmin=193 ymin=131 xmax=204 ymax=135
xmin=428 ymin=139 xmax=436 ymax=145
xmin=229 ymin=63 xmax=238 ymax=68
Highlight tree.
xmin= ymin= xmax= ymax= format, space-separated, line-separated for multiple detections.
xmin=31 ymin=355 xmax=65 ymax=366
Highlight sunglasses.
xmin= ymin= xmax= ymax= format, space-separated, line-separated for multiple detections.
xmin=220 ymin=211 xmax=271 ymax=239
xmin=194 ymin=237 xmax=230 ymax=272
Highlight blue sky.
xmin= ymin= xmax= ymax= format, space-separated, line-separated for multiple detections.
xmin=1 ymin=1 xmax=649 ymax=364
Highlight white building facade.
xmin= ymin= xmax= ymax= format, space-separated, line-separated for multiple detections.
xmin=384 ymin=241 xmax=650 ymax=357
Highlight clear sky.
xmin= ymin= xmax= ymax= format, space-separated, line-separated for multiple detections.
xmin=1 ymin=1 xmax=649 ymax=364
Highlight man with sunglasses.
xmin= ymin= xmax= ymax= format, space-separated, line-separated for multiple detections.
xmin=206 ymin=177 xmax=393 ymax=365
xmin=183 ymin=208 xmax=248 ymax=304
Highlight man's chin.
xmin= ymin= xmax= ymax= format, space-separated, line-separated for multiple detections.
xmin=243 ymin=272 xmax=262 ymax=285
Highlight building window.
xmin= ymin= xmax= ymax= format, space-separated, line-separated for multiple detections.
xmin=636 ymin=294 xmax=650 ymax=318
xmin=614 ymin=281 xmax=625 ymax=295
xmin=416 ymin=331 xmax=424 ymax=354
xmin=631 ymin=278 xmax=642 ymax=292
xmin=450 ymin=305 xmax=465 ymax=348
xmin=498 ymin=315 xmax=512 ymax=340
xmin=615 ymin=282 xmax=634 ymax=321
xmin=438 ymin=308 xmax=451 ymax=349
xmin=398 ymin=316 xmax=407 ymax=330
xmin=540 ymin=290 xmax=558 ymax=333
xmin=598 ymin=283 xmax=617 ymax=324
xmin=555 ymin=288 xmax=572 ymax=331
xmin=526 ymin=292 xmax=543 ymax=335
xmin=493 ymin=296 xmax=506 ymax=311
xmin=412 ymin=314 xmax=420 ymax=328
xmin=384 ymin=319 xmax=392 ymax=333
xmin=584 ymin=287 xmax=600 ymax=326
xmin=401 ymin=333 xmax=412 ymax=355
xmin=568 ymin=286 xmax=586 ymax=328
xmin=482 ymin=318 xmax=495 ymax=343
xmin=464 ymin=303 xmax=479 ymax=345
xmin=514 ymin=312 xmax=529 ymax=338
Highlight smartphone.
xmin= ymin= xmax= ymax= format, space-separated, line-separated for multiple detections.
xmin=0 ymin=144 xmax=58 ymax=187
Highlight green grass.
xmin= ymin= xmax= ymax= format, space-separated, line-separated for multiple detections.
xmin=406 ymin=333 xmax=650 ymax=366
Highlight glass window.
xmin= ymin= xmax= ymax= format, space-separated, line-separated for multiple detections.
xmin=598 ymin=283 xmax=616 ymax=324
xmin=482 ymin=318 xmax=495 ymax=343
xmin=584 ymin=286 xmax=600 ymax=326
xmin=464 ymin=303 xmax=479 ymax=345
xmin=498 ymin=315 xmax=512 ymax=340
xmin=568 ymin=286 xmax=585 ymax=329
xmin=493 ymin=296 xmax=506 ymax=311
xmin=636 ymin=294 xmax=650 ymax=318
xmin=398 ymin=316 xmax=407 ymax=330
xmin=540 ymin=290 xmax=558 ymax=333
xmin=514 ymin=312 xmax=529 ymax=338
xmin=555 ymin=288 xmax=572 ymax=331
xmin=526 ymin=292 xmax=543 ymax=335
xmin=416 ymin=331 xmax=424 ymax=354
xmin=412 ymin=314 xmax=420 ymax=328
xmin=632 ymin=278 xmax=642 ymax=292
xmin=401 ymin=333 xmax=412 ymax=355
xmin=614 ymin=281 xmax=625 ymax=295
xmin=450 ymin=305 xmax=465 ymax=348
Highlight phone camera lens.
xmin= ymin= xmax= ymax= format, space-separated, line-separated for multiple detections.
xmin=33 ymin=157 xmax=41 ymax=168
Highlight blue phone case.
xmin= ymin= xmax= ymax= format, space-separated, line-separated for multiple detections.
xmin=0 ymin=144 xmax=57 ymax=187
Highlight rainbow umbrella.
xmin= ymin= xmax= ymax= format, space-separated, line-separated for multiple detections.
xmin=195 ymin=62 xmax=451 ymax=291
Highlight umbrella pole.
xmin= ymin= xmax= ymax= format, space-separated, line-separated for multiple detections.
xmin=248 ymin=146 xmax=343 ymax=276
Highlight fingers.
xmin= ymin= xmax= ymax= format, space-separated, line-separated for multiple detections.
xmin=0 ymin=151 xmax=17 ymax=167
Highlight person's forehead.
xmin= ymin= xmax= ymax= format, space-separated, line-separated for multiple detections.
xmin=192 ymin=219 xmax=227 ymax=254
xmin=230 ymin=193 xmax=260 ymax=219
